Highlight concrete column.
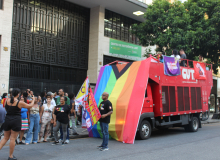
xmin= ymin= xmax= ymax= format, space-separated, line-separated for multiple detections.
xmin=87 ymin=6 xmax=105 ymax=84
xmin=0 ymin=0 xmax=13 ymax=95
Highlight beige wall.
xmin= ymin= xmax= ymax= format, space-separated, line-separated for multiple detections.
xmin=88 ymin=6 xmax=156 ymax=84
xmin=0 ymin=0 xmax=13 ymax=95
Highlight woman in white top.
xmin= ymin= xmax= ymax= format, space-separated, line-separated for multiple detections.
xmin=38 ymin=95 xmax=55 ymax=142
xmin=170 ymin=49 xmax=180 ymax=62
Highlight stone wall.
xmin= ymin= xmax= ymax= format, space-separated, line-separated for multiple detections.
xmin=0 ymin=0 xmax=13 ymax=95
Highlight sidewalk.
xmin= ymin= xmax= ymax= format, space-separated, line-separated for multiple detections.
xmin=47 ymin=126 xmax=89 ymax=142
xmin=201 ymin=114 xmax=220 ymax=124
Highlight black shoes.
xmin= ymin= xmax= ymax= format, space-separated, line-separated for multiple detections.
xmin=18 ymin=141 xmax=25 ymax=145
xmin=52 ymin=141 xmax=59 ymax=145
xmin=8 ymin=155 xmax=17 ymax=160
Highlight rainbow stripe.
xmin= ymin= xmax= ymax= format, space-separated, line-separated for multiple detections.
xmin=90 ymin=59 xmax=151 ymax=144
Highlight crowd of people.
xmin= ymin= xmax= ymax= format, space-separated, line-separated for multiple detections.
xmin=0 ymin=88 xmax=83 ymax=159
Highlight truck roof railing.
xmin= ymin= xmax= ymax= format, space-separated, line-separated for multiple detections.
xmin=106 ymin=55 xmax=212 ymax=71
xmin=153 ymin=54 xmax=213 ymax=71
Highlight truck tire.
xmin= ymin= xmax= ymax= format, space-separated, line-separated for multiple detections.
xmin=137 ymin=120 xmax=151 ymax=140
xmin=185 ymin=117 xmax=199 ymax=132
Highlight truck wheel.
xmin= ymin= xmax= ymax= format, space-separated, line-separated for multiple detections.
xmin=137 ymin=120 xmax=151 ymax=140
xmin=186 ymin=117 xmax=199 ymax=132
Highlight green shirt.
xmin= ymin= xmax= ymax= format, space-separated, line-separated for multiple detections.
xmin=55 ymin=96 xmax=70 ymax=105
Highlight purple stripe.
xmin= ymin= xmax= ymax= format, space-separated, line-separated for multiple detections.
xmin=89 ymin=130 xmax=93 ymax=137
xmin=94 ymin=66 xmax=106 ymax=95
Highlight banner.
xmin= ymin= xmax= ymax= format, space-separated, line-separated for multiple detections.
xmin=84 ymin=88 xmax=101 ymax=132
xmin=91 ymin=58 xmax=151 ymax=144
xmin=163 ymin=56 xmax=181 ymax=76
xmin=75 ymin=77 xmax=89 ymax=127
xmin=193 ymin=61 xmax=206 ymax=79
xmin=75 ymin=77 xmax=89 ymax=105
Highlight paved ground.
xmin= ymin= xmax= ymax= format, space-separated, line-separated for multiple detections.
xmin=201 ymin=113 xmax=220 ymax=124
xmin=1 ymin=123 xmax=220 ymax=160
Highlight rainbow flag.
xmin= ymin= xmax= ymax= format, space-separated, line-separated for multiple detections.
xmin=90 ymin=58 xmax=151 ymax=144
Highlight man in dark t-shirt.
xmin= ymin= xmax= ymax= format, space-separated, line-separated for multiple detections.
xmin=180 ymin=49 xmax=187 ymax=67
xmin=97 ymin=92 xmax=113 ymax=151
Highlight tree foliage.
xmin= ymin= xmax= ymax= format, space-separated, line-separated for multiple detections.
xmin=133 ymin=0 xmax=220 ymax=73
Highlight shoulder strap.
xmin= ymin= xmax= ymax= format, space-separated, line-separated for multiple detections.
xmin=16 ymin=100 xmax=20 ymax=107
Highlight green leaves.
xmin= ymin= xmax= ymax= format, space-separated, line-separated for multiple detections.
xmin=133 ymin=0 xmax=220 ymax=73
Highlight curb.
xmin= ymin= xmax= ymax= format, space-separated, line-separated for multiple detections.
xmin=201 ymin=121 xmax=220 ymax=124
xmin=47 ymin=134 xmax=89 ymax=141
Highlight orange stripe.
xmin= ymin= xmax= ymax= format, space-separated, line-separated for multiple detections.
xmin=115 ymin=61 xmax=141 ymax=142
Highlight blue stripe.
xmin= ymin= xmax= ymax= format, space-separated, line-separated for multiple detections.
xmin=94 ymin=65 xmax=112 ymax=105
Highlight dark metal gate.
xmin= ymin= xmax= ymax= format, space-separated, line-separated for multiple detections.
xmin=10 ymin=0 xmax=90 ymax=95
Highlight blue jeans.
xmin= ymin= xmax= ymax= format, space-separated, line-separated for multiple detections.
xmin=60 ymin=126 xmax=69 ymax=140
xmin=100 ymin=122 xmax=109 ymax=148
xmin=25 ymin=114 xmax=40 ymax=144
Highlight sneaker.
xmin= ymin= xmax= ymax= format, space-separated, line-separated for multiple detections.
xmin=100 ymin=147 xmax=109 ymax=151
xmin=65 ymin=139 xmax=69 ymax=144
xmin=97 ymin=146 xmax=103 ymax=149
xmin=52 ymin=141 xmax=59 ymax=145
xmin=58 ymin=139 xmax=62 ymax=143
xmin=62 ymin=142 xmax=65 ymax=146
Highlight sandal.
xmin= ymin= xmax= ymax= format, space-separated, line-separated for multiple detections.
xmin=43 ymin=140 xmax=48 ymax=142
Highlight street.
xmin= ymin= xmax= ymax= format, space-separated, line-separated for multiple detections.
xmin=1 ymin=123 xmax=220 ymax=160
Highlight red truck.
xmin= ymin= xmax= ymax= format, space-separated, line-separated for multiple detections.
xmin=117 ymin=58 xmax=212 ymax=140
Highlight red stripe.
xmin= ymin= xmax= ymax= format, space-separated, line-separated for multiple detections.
xmin=122 ymin=59 xmax=151 ymax=144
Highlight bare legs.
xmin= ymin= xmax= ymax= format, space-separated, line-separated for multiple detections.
xmin=0 ymin=130 xmax=11 ymax=150
xmin=9 ymin=131 xmax=19 ymax=158
xmin=0 ymin=130 xmax=19 ymax=158
xmin=19 ymin=130 xmax=25 ymax=142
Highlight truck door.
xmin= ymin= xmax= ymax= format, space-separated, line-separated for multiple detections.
xmin=142 ymin=84 xmax=153 ymax=113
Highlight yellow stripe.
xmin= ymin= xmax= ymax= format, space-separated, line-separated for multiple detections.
xmin=108 ymin=68 xmax=130 ymax=140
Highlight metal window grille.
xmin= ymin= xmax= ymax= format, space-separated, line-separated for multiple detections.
xmin=191 ymin=87 xmax=197 ymax=110
xmin=104 ymin=9 xmax=140 ymax=44
xmin=10 ymin=0 xmax=90 ymax=94
xmin=196 ymin=87 xmax=202 ymax=109
xmin=162 ymin=86 xmax=169 ymax=113
xmin=184 ymin=87 xmax=190 ymax=111
xmin=177 ymin=87 xmax=184 ymax=111
xmin=169 ymin=86 xmax=176 ymax=112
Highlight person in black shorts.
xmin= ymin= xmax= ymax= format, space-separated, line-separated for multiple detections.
xmin=0 ymin=88 xmax=35 ymax=160
xmin=97 ymin=92 xmax=113 ymax=151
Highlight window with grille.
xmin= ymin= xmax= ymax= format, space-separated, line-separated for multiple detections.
xmin=104 ymin=9 xmax=140 ymax=44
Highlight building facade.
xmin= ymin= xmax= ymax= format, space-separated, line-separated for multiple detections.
xmin=0 ymin=0 xmax=156 ymax=95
